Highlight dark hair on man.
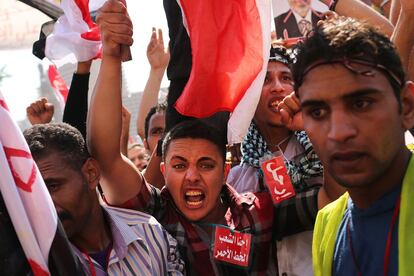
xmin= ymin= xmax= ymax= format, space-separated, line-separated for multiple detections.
xmin=162 ymin=120 xmax=227 ymax=163
xmin=292 ymin=16 xmax=405 ymax=100
xmin=144 ymin=102 xmax=167 ymax=139
xmin=23 ymin=123 xmax=89 ymax=171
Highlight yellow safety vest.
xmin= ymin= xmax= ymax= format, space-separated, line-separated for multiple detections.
xmin=313 ymin=155 xmax=414 ymax=276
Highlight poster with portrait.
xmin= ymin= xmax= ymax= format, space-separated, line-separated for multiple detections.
xmin=272 ymin=0 xmax=328 ymax=40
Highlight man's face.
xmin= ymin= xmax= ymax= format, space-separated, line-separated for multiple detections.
xmin=298 ymin=63 xmax=407 ymax=188
xmin=145 ymin=112 xmax=165 ymax=152
xmin=254 ymin=61 xmax=294 ymax=130
xmin=161 ymin=138 xmax=225 ymax=222
xmin=127 ymin=146 xmax=149 ymax=171
xmin=288 ymin=0 xmax=311 ymax=17
xmin=36 ymin=152 xmax=95 ymax=238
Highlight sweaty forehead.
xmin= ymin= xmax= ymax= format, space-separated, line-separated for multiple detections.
xmin=298 ymin=63 xmax=392 ymax=102
xmin=149 ymin=112 xmax=165 ymax=128
xmin=166 ymin=138 xmax=222 ymax=161
xmin=36 ymin=151 xmax=74 ymax=177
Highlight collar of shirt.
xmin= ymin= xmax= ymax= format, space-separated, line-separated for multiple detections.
xmin=292 ymin=9 xmax=312 ymax=24
xmin=102 ymin=206 xmax=144 ymax=261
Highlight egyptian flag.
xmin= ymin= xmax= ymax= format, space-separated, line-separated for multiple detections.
xmin=48 ymin=64 xmax=69 ymax=109
xmin=45 ymin=0 xmax=102 ymax=64
xmin=0 ymin=92 xmax=85 ymax=276
xmin=174 ymin=0 xmax=271 ymax=144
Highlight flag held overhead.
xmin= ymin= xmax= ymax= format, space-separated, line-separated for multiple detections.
xmin=175 ymin=0 xmax=264 ymax=118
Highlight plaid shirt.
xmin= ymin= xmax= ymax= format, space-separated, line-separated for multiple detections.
xmin=121 ymin=182 xmax=319 ymax=276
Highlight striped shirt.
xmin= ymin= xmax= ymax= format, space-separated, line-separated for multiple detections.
xmin=72 ymin=205 xmax=185 ymax=275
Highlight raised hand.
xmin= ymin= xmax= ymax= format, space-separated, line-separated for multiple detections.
xmin=147 ymin=28 xmax=170 ymax=71
xmin=278 ymin=92 xmax=304 ymax=131
xmin=96 ymin=0 xmax=133 ymax=57
xmin=26 ymin=98 xmax=54 ymax=125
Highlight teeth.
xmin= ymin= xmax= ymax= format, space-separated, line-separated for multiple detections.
xmin=185 ymin=191 xmax=203 ymax=196
xmin=270 ymin=100 xmax=280 ymax=107
xmin=187 ymin=200 xmax=203 ymax=206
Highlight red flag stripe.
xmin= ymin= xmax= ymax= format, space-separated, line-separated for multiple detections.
xmin=174 ymin=0 xmax=263 ymax=118
xmin=3 ymin=147 xmax=36 ymax=193
xmin=48 ymin=65 xmax=69 ymax=105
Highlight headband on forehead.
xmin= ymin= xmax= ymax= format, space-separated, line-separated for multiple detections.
xmin=269 ymin=46 xmax=290 ymax=65
xmin=301 ymin=57 xmax=404 ymax=88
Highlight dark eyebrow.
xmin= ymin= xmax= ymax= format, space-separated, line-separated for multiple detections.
xmin=170 ymin=156 xmax=187 ymax=162
xmin=42 ymin=176 xmax=63 ymax=185
xmin=301 ymin=89 xmax=382 ymax=109
xmin=342 ymin=89 xmax=381 ymax=101
xmin=198 ymin=157 xmax=216 ymax=163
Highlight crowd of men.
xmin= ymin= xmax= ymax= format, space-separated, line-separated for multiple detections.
xmin=2 ymin=0 xmax=414 ymax=275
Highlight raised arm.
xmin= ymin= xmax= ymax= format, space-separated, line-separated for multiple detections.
xmin=391 ymin=0 xmax=414 ymax=81
xmin=120 ymin=106 xmax=131 ymax=156
xmin=136 ymin=28 xmax=169 ymax=140
xmin=62 ymin=60 xmax=92 ymax=139
xmin=87 ymin=0 xmax=142 ymax=205
xmin=319 ymin=0 xmax=394 ymax=37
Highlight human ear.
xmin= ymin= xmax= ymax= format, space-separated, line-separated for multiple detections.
xmin=400 ymin=81 xmax=414 ymax=130
xmin=81 ymin=158 xmax=101 ymax=190
xmin=160 ymin=161 xmax=166 ymax=176
xmin=143 ymin=139 xmax=149 ymax=150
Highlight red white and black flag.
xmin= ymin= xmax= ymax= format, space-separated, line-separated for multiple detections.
xmin=174 ymin=0 xmax=272 ymax=144
xmin=0 ymin=92 xmax=85 ymax=275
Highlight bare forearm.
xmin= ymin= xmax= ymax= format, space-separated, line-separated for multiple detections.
xmin=137 ymin=68 xmax=165 ymax=138
xmin=88 ymin=55 xmax=123 ymax=162
xmin=143 ymin=146 xmax=165 ymax=189
xmin=321 ymin=0 xmax=394 ymax=37
xmin=392 ymin=10 xmax=414 ymax=81
xmin=390 ymin=0 xmax=400 ymax=25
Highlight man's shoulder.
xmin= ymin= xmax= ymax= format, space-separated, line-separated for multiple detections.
xmin=316 ymin=193 xmax=349 ymax=228
xmin=104 ymin=205 xmax=162 ymax=227
xmin=275 ymin=10 xmax=292 ymax=24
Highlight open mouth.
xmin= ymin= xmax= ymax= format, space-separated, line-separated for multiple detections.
xmin=184 ymin=190 xmax=206 ymax=208
xmin=269 ymin=99 xmax=283 ymax=112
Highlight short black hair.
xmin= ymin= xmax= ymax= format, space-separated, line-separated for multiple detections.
xmin=162 ymin=120 xmax=226 ymax=163
xmin=293 ymin=16 xmax=405 ymax=100
xmin=23 ymin=123 xmax=89 ymax=170
xmin=144 ymin=102 xmax=167 ymax=139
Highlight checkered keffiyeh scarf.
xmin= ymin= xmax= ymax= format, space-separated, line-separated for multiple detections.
xmin=240 ymin=122 xmax=323 ymax=192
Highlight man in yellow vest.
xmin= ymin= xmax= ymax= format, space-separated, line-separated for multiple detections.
xmin=290 ymin=16 xmax=414 ymax=275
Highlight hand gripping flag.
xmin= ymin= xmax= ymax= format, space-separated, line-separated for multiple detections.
xmin=174 ymin=0 xmax=271 ymax=144
xmin=45 ymin=0 xmax=102 ymax=64
xmin=48 ymin=64 xmax=69 ymax=109
xmin=0 ymin=92 xmax=85 ymax=275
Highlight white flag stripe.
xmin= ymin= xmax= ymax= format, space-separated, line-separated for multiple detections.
xmin=0 ymin=142 xmax=49 ymax=272
xmin=227 ymin=0 xmax=271 ymax=144
xmin=45 ymin=0 xmax=102 ymax=63
xmin=0 ymin=92 xmax=58 ymax=273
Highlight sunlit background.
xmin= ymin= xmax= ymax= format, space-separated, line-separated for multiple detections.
xmin=0 ymin=0 xmax=169 ymax=141
xmin=1 ymin=0 xmax=413 ymax=143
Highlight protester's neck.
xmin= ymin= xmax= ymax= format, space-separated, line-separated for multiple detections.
xmin=72 ymin=204 xmax=112 ymax=253
xmin=260 ymin=124 xmax=292 ymax=152
xmin=199 ymin=197 xmax=228 ymax=235
xmin=349 ymin=148 xmax=411 ymax=209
